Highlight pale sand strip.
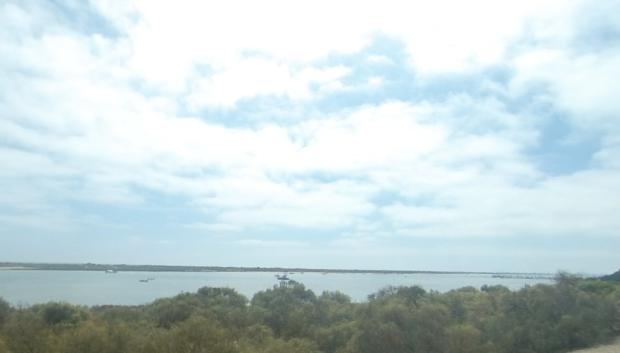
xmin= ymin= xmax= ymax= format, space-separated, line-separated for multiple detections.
xmin=569 ymin=338 xmax=620 ymax=353
xmin=0 ymin=267 xmax=31 ymax=270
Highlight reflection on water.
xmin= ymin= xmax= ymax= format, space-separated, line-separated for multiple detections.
xmin=0 ymin=270 xmax=554 ymax=306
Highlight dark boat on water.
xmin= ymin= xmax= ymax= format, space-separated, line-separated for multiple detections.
xmin=275 ymin=274 xmax=290 ymax=281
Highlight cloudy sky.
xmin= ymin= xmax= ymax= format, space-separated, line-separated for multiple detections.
xmin=1 ymin=0 xmax=619 ymax=273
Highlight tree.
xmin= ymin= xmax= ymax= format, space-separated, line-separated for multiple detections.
xmin=149 ymin=298 xmax=193 ymax=329
xmin=168 ymin=316 xmax=236 ymax=353
xmin=60 ymin=321 xmax=130 ymax=353
xmin=0 ymin=298 xmax=9 ymax=328
xmin=600 ymin=269 xmax=620 ymax=282
xmin=368 ymin=286 xmax=426 ymax=307
xmin=36 ymin=302 xmax=87 ymax=327
xmin=446 ymin=324 xmax=483 ymax=353
xmin=3 ymin=310 xmax=52 ymax=353
xmin=0 ymin=337 xmax=9 ymax=353
xmin=251 ymin=282 xmax=318 ymax=338
xmin=412 ymin=304 xmax=449 ymax=353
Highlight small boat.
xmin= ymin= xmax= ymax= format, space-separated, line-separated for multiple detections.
xmin=104 ymin=269 xmax=117 ymax=273
xmin=275 ymin=274 xmax=290 ymax=281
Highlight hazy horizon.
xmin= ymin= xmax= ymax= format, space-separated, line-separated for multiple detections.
xmin=0 ymin=261 xmax=574 ymax=275
xmin=1 ymin=1 xmax=619 ymax=274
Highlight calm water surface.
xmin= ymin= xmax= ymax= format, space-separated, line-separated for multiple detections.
xmin=0 ymin=270 xmax=554 ymax=306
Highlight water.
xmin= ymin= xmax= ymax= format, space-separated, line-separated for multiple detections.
xmin=0 ymin=270 xmax=554 ymax=306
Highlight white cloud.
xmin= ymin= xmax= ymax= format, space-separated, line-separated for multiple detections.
xmin=292 ymin=102 xmax=447 ymax=172
xmin=1 ymin=0 xmax=619 ymax=250
xmin=236 ymin=239 xmax=307 ymax=248
xmin=186 ymin=222 xmax=243 ymax=233
xmin=187 ymin=60 xmax=350 ymax=108
xmin=512 ymin=49 xmax=620 ymax=128
xmin=197 ymin=174 xmax=376 ymax=229
xmin=385 ymin=168 xmax=620 ymax=238
xmin=73 ymin=0 xmax=581 ymax=99
xmin=366 ymin=55 xmax=393 ymax=65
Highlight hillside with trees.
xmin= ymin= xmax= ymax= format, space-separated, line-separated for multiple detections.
xmin=0 ymin=275 xmax=619 ymax=353
xmin=601 ymin=269 xmax=620 ymax=282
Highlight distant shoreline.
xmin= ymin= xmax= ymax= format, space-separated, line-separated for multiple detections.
xmin=0 ymin=262 xmax=556 ymax=278
xmin=0 ymin=266 xmax=30 ymax=270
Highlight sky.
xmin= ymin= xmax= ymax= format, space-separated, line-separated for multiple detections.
xmin=1 ymin=0 xmax=619 ymax=274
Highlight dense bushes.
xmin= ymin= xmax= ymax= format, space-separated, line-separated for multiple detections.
xmin=0 ymin=276 xmax=618 ymax=353
xmin=0 ymin=298 xmax=9 ymax=329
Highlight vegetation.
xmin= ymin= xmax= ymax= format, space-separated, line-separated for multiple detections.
xmin=0 ymin=276 xmax=618 ymax=353
xmin=601 ymin=269 xmax=620 ymax=282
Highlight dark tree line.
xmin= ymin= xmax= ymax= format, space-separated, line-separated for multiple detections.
xmin=0 ymin=275 xmax=619 ymax=353
xmin=601 ymin=269 xmax=620 ymax=282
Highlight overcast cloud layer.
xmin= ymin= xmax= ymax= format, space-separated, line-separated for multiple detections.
xmin=1 ymin=0 xmax=619 ymax=273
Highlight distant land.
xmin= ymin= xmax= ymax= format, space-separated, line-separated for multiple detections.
xmin=0 ymin=261 xmax=556 ymax=278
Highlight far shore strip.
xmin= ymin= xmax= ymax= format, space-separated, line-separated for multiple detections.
xmin=0 ymin=267 xmax=31 ymax=270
